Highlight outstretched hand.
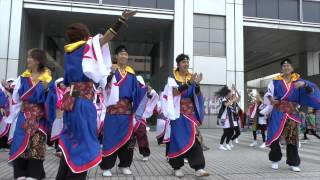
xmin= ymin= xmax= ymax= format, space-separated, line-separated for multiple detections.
xmin=191 ymin=73 xmax=203 ymax=85
xmin=122 ymin=9 xmax=137 ymax=19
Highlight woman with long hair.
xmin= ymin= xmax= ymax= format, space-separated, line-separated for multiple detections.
xmin=7 ymin=49 xmax=53 ymax=180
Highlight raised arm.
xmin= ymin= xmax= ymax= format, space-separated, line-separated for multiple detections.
xmin=99 ymin=10 xmax=137 ymax=46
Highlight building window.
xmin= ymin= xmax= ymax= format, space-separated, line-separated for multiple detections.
xmin=102 ymin=0 xmax=174 ymax=10
xmin=244 ymin=0 xmax=300 ymax=21
xmin=193 ymin=14 xmax=226 ymax=57
xmin=303 ymin=0 xmax=320 ymax=23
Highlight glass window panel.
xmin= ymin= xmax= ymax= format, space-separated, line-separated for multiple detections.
xmin=210 ymin=29 xmax=225 ymax=43
xmin=75 ymin=0 xmax=99 ymax=3
xmin=194 ymin=28 xmax=210 ymax=42
xmin=194 ymin=15 xmax=210 ymax=28
xmin=103 ymin=0 xmax=129 ymax=6
xmin=243 ymin=0 xmax=257 ymax=17
xmin=210 ymin=16 xmax=225 ymax=30
xmin=257 ymin=0 xmax=279 ymax=19
xmin=279 ymin=0 xmax=299 ymax=21
xmin=194 ymin=42 xmax=210 ymax=56
xmin=130 ymin=0 xmax=156 ymax=8
xmin=210 ymin=43 xmax=225 ymax=57
xmin=157 ymin=0 xmax=174 ymax=10
xmin=303 ymin=1 xmax=320 ymax=23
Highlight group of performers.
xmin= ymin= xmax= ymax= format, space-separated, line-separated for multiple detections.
xmin=0 ymin=10 xmax=209 ymax=180
xmin=215 ymin=58 xmax=320 ymax=173
xmin=1 ymin=9 xmax=320 ymax=180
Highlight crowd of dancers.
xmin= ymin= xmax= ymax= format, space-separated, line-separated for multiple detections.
xmin=0 ymin=9 xmax=320 ymax=180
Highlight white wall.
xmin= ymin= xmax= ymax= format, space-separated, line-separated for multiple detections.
xmin=194 ymin=0 xmax=226 ymax=16
xmin=174 ymin=0 xmax=184 ymax=64
xmin=193 ymin=56 xmax=226 ymax=85
xmin=0 ymin=0 xmax=11 ymax=79
xmin=173 ymin=0 xmax=244 ymax=86
xmin=0 ymin=0 xmax=23 ymax=79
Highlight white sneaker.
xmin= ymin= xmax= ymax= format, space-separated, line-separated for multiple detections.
xmin=290 ymin=166 xmax=301 ymax=172
xmin=26 ymin=178 xmax=37 ymax=180
xmin=174 ymin=169 xmax=184 ymax=177
xmin=142 ymin=156 xmax=149 ymax=161
xmin=17 ymin=177 xmax=26 ymax=180
xmin=119 ymin=167 xmax=132 ymax=175
xmin=271 ymin=162 xmax=279 ymax=170
xmin=235 ymin=138 xmax=239 ymax=144
xmin=218 ymin=144 xmax=227 ymax=150
xmin=225 ymin=144 xmax=232 ymax=151
xmin=102 ymin=169 xmax=112 ymax=177
xmin=184 ymin=159 xmax=188 ymax=163
xmin=259 ymin=143 xmax=266 ymax=148
xmin=229 ymin=142 xmax=234 ymax=148
xmin=195 ymin=169 xmax=210 ymax=177
xmin=249 ymin=141 xmax=258 ymax=147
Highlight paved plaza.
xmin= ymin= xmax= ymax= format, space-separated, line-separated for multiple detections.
xmin=0 ymin=129 xmax=319 ymax=180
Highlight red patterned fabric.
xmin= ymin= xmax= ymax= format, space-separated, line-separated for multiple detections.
xmin=180 ymin=98 xmax=194 ymax=115
xmin=274 ymin=101 xmax=298 ymax=114
xmin=61 ymin=81 xmax=94 ymax=111
xmin=21 ymin=102 xmax=44 ymax=135
xmin=74 ymin=81 xmax=94 ymax=100
xmin=107 ymin=99 xmax=132 ymax=115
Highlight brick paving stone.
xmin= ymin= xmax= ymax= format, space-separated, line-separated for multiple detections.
xmin=0 ymin=129 xmax=319 ymax=179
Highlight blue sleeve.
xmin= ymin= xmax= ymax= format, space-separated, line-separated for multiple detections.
xmin=132 ymin=76 xmax=147 ymax=112
xmin=299 ymin=79 xmax=320 ymax=109
xmin=190 ymin=83 xmax=205 ymax=124
xmin=0 ymin=90 xmax=8 ymax=108
xmin=45 ymin=81 xmax=57 ymax=130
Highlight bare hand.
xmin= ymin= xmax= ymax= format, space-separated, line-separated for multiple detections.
xmin=190 ymin=73 xmax=197 ymax=84
xmin=195 ymin=73 xmax=203 ymax=84
xmin=192 ymin=73 xmax=203 ymax=84
xmin=294 ymin=81 xmax=305 ymax=89
xmin=122 ymin=9 xmax=137 ymax=19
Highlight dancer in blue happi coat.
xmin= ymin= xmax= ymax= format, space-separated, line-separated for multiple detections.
xmin=265 ymin=59 xmax=320 ymax=172
xmin=55 ymin=10 xmax=137 ymax=180
xmin=8 ymin=49 xmax=53 ymax=180
xmin=161 ymin=54 xmax=209 ymax=177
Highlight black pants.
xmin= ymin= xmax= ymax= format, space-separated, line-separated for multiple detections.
xmin=231 ymin=126 xmax=241 ymax=141
xmin=169 ymin=139 xmax=205 ymax=171
xmin=139 ymin=147 xmax=150 ymax=157
xmin=100 ymin=141 xmax=134 ymax=170
xmin=56 ymin=157 xmax=87 ymax=180
xmin=0 ymin=135 xmax=9 ymax=149
xmin=14 ymin=158 xmax=45 ymax=180
xmin=304 ymin=129 xmax=320 ymax=139
xmin=253 ymin=130 xmax=266 ymax=142
xmin=269 ymin=139 xmax=300 ymax=166
xmin=220 ymin=128 xmax=234 ymax=144
xmin=253 ymin=124 xmax=267 ymax=142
